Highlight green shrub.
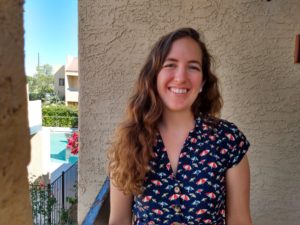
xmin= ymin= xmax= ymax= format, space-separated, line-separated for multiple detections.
xmin=29 ymin=92 xmax=43 ymax=101
xmin=42 ymin=104 xmax=78 ymax=127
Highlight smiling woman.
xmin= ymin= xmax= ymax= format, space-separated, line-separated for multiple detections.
xmin=156 ymin=37 xmax=205 ymax=114
xmin=107 ymin=28 xmax=252 ymax=225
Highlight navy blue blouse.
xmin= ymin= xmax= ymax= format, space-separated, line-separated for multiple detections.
xmin=132 ymin=116 xmax=250 ymax=225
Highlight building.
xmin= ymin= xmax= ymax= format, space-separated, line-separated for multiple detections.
xmin=65 ymin=56 xmax=79 ymax=106
xmin=53 ymin=65 xmax=66 ymax=100
xmin=54 ymin=56 xmax=79 ymax=106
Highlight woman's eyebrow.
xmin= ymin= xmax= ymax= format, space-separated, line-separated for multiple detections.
xmin=165 ymin=58 xmax=201 ymax=66
xmin=164 ymin=58 xmax=178 ymax=62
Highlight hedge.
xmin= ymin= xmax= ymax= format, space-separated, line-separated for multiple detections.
xmin=42 ymin=104 xmax=78 ymax=127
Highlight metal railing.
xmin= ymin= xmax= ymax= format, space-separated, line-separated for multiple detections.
xmin=30 ymin=162 xmax=78 ymax=225
xmin=82 ymin=177 xmax=110 ymax=225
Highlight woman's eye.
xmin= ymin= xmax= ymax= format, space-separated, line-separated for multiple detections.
xmin=189 ymin=66 xmax=201 ymax=71
xmin=164 ymin=64 xmax=176 ymax=68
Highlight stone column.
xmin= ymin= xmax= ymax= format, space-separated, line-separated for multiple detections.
xmin=0 ymin=1 xmax=33 ymax=224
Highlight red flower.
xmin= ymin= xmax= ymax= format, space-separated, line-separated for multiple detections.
xmin=39 ymin=181 xmax=45 ymax=188
xmin=71 ymin=146 xmax=78 ymax=155
xmin=66 ymin=132 xmax=79 ymax=155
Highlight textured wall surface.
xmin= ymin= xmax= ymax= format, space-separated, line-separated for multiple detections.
xmin=28 ymin=133 xmax=44 ymax=180
xmin=54 ymin=65 xmax=66 ymax=99
xmin=0 ymin=0 xmax=33 ymax=224
xmin=27 ymin=129 xmax=51 ymax=181
xmin=79 ymin=0 xmax=300 ymax=224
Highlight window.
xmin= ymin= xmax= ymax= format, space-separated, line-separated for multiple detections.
xmin=59 ymin=78 xmax=65 ymax=86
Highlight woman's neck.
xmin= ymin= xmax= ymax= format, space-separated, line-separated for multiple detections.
xmin=159 ymin=110 xmax=195 ymax=133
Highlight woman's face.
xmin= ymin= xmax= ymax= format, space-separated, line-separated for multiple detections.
xmin=157 ymin=37 xmax=205 ymax=114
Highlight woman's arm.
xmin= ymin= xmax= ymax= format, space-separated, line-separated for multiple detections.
xmin=109 ymin=181 xmax=133 ymax=225
xmin=225 ymin=155 xmax=253 ymax=225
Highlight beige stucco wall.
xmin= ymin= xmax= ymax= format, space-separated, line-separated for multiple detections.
xmin=0 ymin=0 xmax=33 ymax=224
xmin=78 ymin=0 xmax=300 ymax=224
xmin=28 ymin=133 xmax=44 ymax=180
xmin=67 ymin=76 xmax=79 ymax=90
xmin=27 ymin=129 xmax=51 ymax=182
xmin=54 ymin=65 xmax=66 ymax=99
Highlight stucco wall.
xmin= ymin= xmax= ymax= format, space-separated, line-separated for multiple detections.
xmin=28 ymin=133 xmax=44 ymax=180
xmin=54 ymin=65 xmax=66 ymax=99
xmin=79 ymin=0 xmax=300 ymax=224
xmin=27 ymin=128 xmax=51 ymax=181
xmin=0 ymin=0 xmax=33 ymax=224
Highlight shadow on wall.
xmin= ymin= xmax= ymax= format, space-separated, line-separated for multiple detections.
xmin=95 ymin=193 xmax=110 ymax=225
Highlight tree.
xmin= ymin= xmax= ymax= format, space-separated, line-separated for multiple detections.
xmin=27 ymin=64 xmax=55 ymax=101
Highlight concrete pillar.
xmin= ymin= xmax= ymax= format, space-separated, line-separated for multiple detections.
xmin=0 ymin=0 xmax=33 ymax=224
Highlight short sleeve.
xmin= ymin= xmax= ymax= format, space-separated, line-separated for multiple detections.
xmin=226 ymin=122 xmax=250 ymax=169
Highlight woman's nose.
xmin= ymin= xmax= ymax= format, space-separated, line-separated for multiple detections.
xmin=174 ymin=66 xmax=187 ymax=82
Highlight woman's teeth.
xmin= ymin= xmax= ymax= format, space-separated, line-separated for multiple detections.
xmin=169 ymin=87 xmax=188 ymax=94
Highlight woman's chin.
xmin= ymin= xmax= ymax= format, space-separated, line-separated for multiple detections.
xmin=163 ymin=104 xmax=192 ymax=114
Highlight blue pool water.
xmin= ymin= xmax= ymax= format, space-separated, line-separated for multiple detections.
xmin=50 ymin=132 xmax=78 ymax=164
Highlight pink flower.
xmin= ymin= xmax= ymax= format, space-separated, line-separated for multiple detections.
xmin=39 ymin=181 xmax=45 ymax=188
xmin=72 ymin=132 xmax=78 ymax=139
xmin=66 ymin=132 xmax=79 ymax=155
xmin=71 ymin=146 xmax=78 ymax=155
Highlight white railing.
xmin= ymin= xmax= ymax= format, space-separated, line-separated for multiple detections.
xmin=65 ymin=88 xmax=79 ymax=102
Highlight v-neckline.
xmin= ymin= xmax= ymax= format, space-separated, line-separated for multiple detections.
xmin=157 ymin=117 xmax=199 ymax=178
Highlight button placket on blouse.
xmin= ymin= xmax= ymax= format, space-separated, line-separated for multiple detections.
xmin=171 ymin=139 xmax=191 ymax=221
xmin=174 ymin=186 xmax=180 ymax=194
xmin=171 ymin=138 xmax=195 ymax=223
xmin=172 ymin=222 xmax=181 ymax=225
xmin=171 ymin=181 xmax=183 ymax=218
xmin=157 ymin=122 xmax=198 ymax=224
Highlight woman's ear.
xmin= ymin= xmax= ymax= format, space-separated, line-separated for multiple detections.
xmin=199 ymin=80 xmax=206 ymax=93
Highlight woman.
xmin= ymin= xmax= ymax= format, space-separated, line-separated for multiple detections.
xmin=108 ymin=27 xmax=252 ymax=225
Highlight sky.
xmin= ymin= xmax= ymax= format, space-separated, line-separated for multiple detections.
xmin=24 ymin=0 xmax=78 ymax=76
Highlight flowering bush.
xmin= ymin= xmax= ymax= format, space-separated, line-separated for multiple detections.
xmin=29 ymin=180 xmax=56 ymax=224
xmin=29 ymin=177 xmax=77 ymax=225
xmin=67 ymin=132 xmax=79 ymax=155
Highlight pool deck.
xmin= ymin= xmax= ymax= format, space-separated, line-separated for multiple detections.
xmin=48 ymin=127 xmax=78 ymax=133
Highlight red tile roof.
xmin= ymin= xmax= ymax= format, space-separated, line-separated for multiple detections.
xmin=66 ymin=57 xmax=78 ymax=72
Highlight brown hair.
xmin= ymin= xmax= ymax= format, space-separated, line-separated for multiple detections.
xmin=107 ymin=27 xmax=223 ymax=195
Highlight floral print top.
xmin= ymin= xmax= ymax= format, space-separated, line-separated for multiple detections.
xmin=132 ymin=116 xmax=250 ymax=225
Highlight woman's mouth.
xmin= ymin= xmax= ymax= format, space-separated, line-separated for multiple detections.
xmin=169 ymin=87 xmax=189 ymax=94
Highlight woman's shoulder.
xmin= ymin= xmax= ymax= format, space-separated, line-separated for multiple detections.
xmin=200 ymin=115 xmax=251 ymax=168
xmin=214 ymin=117 xmax=250 ymax=149
xmin=199 ymin=114 xmax=245 ymax=136
xmin=217 ymin=118 xmax=240 ymax=132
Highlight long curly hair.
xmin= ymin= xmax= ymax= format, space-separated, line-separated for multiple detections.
xmin=107 ymin=27 xmax=223 ymax=195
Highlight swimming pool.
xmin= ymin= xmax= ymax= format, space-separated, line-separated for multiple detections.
xmin=50 ymin=132 xmax=78 ymax=164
